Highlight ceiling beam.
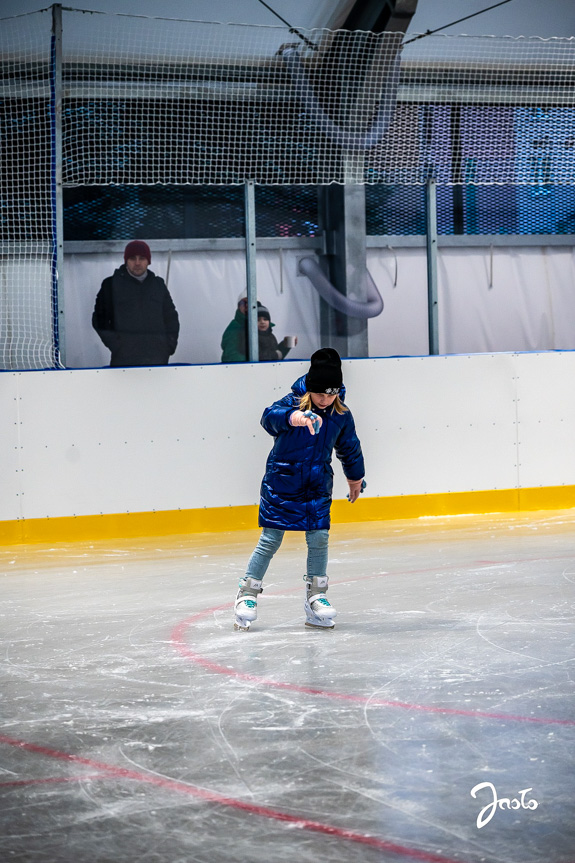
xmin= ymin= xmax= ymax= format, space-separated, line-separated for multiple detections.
xmin=341 ymin=0 xmax=418 ymax=33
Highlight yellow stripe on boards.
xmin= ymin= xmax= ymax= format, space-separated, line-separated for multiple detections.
xmin=0 ymin=506 xmax=259 ymax=546
xmin=332 ymin=486 xmax=575 ymax=523
xmin=1 ymin=486 xmax=575 ymax=546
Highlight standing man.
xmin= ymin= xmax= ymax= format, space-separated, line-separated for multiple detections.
xmin=92 ymin=240 xmax=179 ymax=367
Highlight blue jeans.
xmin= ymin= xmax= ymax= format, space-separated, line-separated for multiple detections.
xmin=245 ymin=527 xmax=329 ymax=582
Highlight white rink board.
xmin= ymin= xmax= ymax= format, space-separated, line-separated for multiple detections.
xmin=338 ymin=353 xmax=519 ymax=500
xmin=0 ymin=374 xmax=23 ymax=521
xmin=10 ymin=362 xmax=303 ymax=520
xmin=1 ymin=352 xmax=575 ymax=522
xmin=514 ymin=351 xmax=575 ymax=488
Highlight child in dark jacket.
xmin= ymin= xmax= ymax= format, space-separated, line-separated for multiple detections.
xmin=257 ymin=304 xmax=297 ymax=360
xmin=234 ymin=348 xmax=365 ymax=631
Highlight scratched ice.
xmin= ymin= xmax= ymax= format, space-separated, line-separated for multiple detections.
xmin=1 ymin=511 xmax=574 ymax=863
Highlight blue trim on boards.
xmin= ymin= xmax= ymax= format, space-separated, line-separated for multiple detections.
xmin=2 ymin=350 xmax=575 ymax=375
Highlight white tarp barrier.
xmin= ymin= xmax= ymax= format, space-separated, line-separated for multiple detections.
xmin=438 ymin=246 xmax=575 ymax=354
xmin=64 ymin=244 xmax=575 ymax=367
xmin=64 ymin=249 xmax=319 ymax=368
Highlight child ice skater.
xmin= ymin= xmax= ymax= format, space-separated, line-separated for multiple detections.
xmin=234 ymin=348 xmax=365 ymax=631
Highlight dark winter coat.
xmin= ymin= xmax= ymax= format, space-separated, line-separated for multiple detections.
xmin=220 ymin=309 xmax=248 ymax=363
xmin=258 ymin=375 xmax=365 ymax=531
xmin=258 ymin=325 xmax=289 ymax=361
xmin=92 ymin=265 xmax=179 ymax=367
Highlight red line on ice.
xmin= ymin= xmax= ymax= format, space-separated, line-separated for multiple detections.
xmin=0 ymin=774 xmax=105 ymax=787
xmin=170 ymin=606 xmax=575 ymax=727
xmin=0 ymin=733 xmax=463 ymax=863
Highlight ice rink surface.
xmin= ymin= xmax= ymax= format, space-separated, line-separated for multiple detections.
xmin=1 ymin=510 xmax=574 ymax=863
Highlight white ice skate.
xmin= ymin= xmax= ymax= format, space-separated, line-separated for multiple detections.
xmin=304 ymin=575 xmax=336 ymax=629
xmin=233 ymin=576 xmax=263 ymax=631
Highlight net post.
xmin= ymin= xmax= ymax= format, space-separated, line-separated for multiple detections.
xmin=317 ymin=155 xmax=369 ymax=358
xmin=426 ymin=175 xmax=439 ymax=356
xmin=244 ymin=179 xmax=258 ymax=363
xmin=51 ymin=3 xmax=65 ymax=367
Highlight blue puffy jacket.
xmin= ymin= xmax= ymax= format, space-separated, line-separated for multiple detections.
xmin=258 ymin=375 xmax=365 ymax=531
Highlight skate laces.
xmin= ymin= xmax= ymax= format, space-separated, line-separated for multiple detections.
xmin=313 ymin=595 xmax=331 ymax=607
xmin=241 ymin=597 xmax=257 ymax=609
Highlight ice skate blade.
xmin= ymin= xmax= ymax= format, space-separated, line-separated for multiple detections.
xmin=234 ymin=621 xmax=251 ymax=632
xmin=305 ymin=620 xmax=335 ymax=629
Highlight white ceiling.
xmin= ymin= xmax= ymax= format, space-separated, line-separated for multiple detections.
xmin=1 ymin=0 xmax=574 ymax=37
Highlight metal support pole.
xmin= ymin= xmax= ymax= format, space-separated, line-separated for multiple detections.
xmin=450 ymin=104 xmax=464 ymax=235
xmin=426 ymin=176 xmax=439 ymax=355
xmin=244 ymin=180 xmax=258 ymax=362
xmin=52 ymin=4 xmax=65 ymax=367
xmin=317 ymin=152 xmax=369 ymax=357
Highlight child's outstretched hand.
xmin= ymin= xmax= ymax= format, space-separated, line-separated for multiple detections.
xmin=303 ymin=410 xmax=321 ymax=434
xmin=290 ymin=410 xmax=322 ymax=435
xmin=347 ymin=478 xmax=366 ymax=503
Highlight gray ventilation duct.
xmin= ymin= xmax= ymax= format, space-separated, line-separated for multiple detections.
xmin=298 ymin=256 xmax=384 ymax=319
xmin=279 ymin=45 xmax=401 ymax=151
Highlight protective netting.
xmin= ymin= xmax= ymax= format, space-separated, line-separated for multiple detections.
xmin=0 ymin=10 xmax=59 ymax=370
xmin=56 ymin=12 xmax=575 ymax=187
xmin=2 ymin=9 xmax=575 ymax=370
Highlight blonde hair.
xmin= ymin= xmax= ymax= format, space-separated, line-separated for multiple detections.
xmin=299 ymin=392 xmax=347 ymax=415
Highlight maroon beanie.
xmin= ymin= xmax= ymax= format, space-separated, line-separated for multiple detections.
xmin=124 ymin=240 xmax=151 ymax=264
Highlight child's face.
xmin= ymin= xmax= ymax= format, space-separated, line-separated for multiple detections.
xmin=310 ymin=392 xmax=337 ymax=410
xmin=257 ymin=317 xmax=270 ymax=331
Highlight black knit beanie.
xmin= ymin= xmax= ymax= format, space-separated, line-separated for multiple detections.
xmin=257 ymin=304 xmax=271 ymax=322
xmin=305 ymin=348 xmax=342 ymax=394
